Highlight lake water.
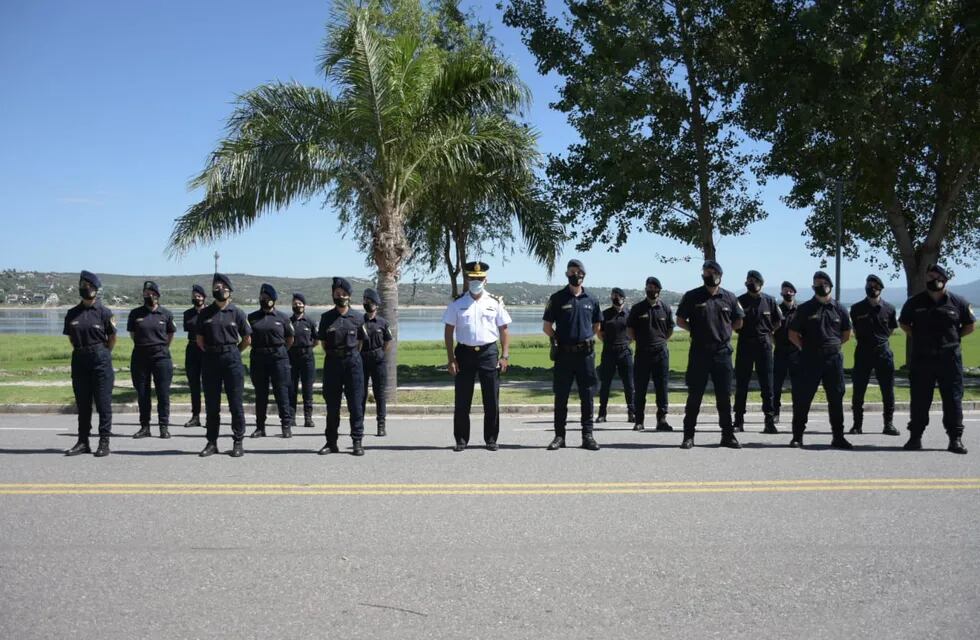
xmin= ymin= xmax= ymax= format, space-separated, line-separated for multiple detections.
xmin=0 ymin=306 xmax=547 ymax=340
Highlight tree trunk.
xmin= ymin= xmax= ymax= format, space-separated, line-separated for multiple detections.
xmin=377 ymin=267 xmax=400 ymax=403
xmin=442 ymin=228 xmax=459 ymax=298
xmin=372 ymin=200 xmax=410 ymax=403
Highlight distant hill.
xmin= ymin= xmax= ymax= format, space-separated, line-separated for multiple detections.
xmin=0 ymin=270 xmax=682 ymax=307
xmin=765 ymin=279 xmax=979 ymax=307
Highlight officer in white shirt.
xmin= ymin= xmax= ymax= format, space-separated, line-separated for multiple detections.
xmin=443 ymin=261 xmax=513 ymax=451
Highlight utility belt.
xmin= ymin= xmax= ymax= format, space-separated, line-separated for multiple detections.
xmin=205 ymin=344 xmax=238 ymax=354
xmin=456 ymin=342 xmax=496 ymax=353
xmin=252 ymin=345 xmax=286 ymax=354
xmin=289 ymin=345 xmax=314 ymax=355
xmin=323 ymin=347 xmax=354 ymax=358
xmin=557 ymin=340 xmax=594 ymax=354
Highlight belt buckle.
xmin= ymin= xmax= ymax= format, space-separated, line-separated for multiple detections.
xmin=474 ymin=346 xmax=481 ymax=352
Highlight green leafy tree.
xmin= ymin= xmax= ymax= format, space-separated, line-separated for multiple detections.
xmin=738 ymin=0 xmax=980 ymax=294
xmin=167 ymin=0 xmax=535 ymax=398
xmin=502 ymin=0 xmax=766 ymax=260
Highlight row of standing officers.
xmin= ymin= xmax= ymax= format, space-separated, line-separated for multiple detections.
xmin=62 ymin=258 xmax=974 ymax=456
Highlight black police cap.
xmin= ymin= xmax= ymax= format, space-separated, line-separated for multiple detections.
xmin=611 ymin=287 xmax=625 ymax=297
xmin=865 ymin=274 xmax=884 ymax=289
xmin=79 ymin=270 xmax=101 ymax=289
xmin=192 ymin=284 xmax=206 ymax=297
xmin=645 ymin=276 xmax=662 ymax=289
xmin=464 ymin=262 xmax=489 ymax=278
xmin=212 ymin=273 xmax=233 ymax=292
xmin=143 ymin=280 xmax=161 ymax=296
xmin=780 ymin=281 xmax=796 ymax=293
xmin=260 ymin=283 xmax=278 ymax=301
xmin=702 ymin=260 xmax=723 ymax=275
xmin=813 ymin=270 xmax=833 ymax=286
xmin=927 ymin=264 xmax=950 ymax=280
xmin=746 ymin=270 xmax=764 ymax=283
xmin=363 ymin=288 xmax=381 ymax=305
xmin=292 ymin=292 xmax=306 ymax=304
xmin=332 ymin=277 xmax=352 ymax=295
xmin=567 ymin=259 xmax=586 ymax=275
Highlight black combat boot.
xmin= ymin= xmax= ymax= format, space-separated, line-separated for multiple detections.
xmin=546 ymin=436 xmax=565 ymax=450
xmin=184 ymin=415 xmax=201 ymax=428
xmin=230 ymin=440 xmax=244 ymax=458
xmin=733 ymin=415 xmax=744 ymax=433
xmin=882 ymin=414 xmax=899 ymax=436
xmin=65 ymin=438 xmax=91 ymax=456
xmin=352 ymin=439 xmax=365 ymax=456
xmin=720 ymin=433 xmax=742 ymax=449
xmin=160 ymin=425 xmax=171 ymax=439
xmin=318 ymin=441 xmax=339 ymax=455
xmin=303 ymin=409 xmax=315 ymax=428
xmin=94 ymin=436 xmax=111 ymax=457
xmin=948 ymin=437 xmax=968 ymax=455
xmin=581 ymin=433 xmax=600 ymax=451
xmin=763 ymin=416 xmax=779 ymax=434
xmin=282 ymin=425 xmax=292 ymax=439
xmin=250 ymin=427 xmax=266 ymax=438
xmin=199 ymin=441 xmax=218 ymax=457
xmin=132 ymin=425 xmax=152 ymax=439
xmin=377 ymin=418 xmax=387 ymax=437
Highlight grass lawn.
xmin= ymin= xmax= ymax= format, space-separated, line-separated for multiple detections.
xmin=1 ymin=332 xmax=977 ymax=405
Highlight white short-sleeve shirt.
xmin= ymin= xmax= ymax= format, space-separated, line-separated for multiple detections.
xmin=441 ymin=292 xmax=513 ymax=346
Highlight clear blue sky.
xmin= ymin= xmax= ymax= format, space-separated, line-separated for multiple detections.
xmin=1 ymin=0 xmax=976 ymax=293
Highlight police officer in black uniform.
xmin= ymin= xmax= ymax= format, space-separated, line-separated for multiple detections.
xmin=849 ymin=274 xmax=899 ymax=436
xmin=543 ymin=259 xmax=602 ymax=451
xmin=676 ymin=260 xmax=744 ymax=449
xmin=182 ymin=284 xmax=207 ymax=427
xmin=596 ymin=287 xmax=636 ymax=424
xmin=627 ymin=277 xmax=675 ymax=431
xmin=899 ymin=264 xmax=975 ymax=454
xmin=787 ymin=270 xmax=852 ymax=449
xmin=361 ymin=288 xmax=393 ymax=437
xmin=196 ymin=273 xmax=252 ymax=458
xmin=128 ymin=280 xmax=177 ymax=439
xmin=288 ymin=292 xmax=318 ymax=428
xmin=733 ymin=270 xmax=782 ymax=434
xmin=772 ymin=281 xmax=799 ymax=424
xmin=64 ymin=270 xmax=116 ymax=457
xmin=248 ymin=283 xmax=295 ymax=439
xmin=317 ymin=277 xmax=367 ymax=456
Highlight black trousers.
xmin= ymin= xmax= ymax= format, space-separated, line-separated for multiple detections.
xmin=323 ymin=353 xmax=365 ymax=443
xmin=791 ymin=350 xmax=845 ymax=438
xmin=734 ymin=337 xmax=775 ymax=417
xmin=361 ymin=350 xmax=388 ymax=422
xmin=772 ymin=348 xmax=798 ymax=416
xmin=553 ymin=349 xmax=597 ymax=437
xmin=131 ymin=347 xmax=173 ymax=427
xmin=71 ymin=346 xmax=114 ymax=438
xmin=453 ymin=344 xmax=499 ymax=444
xmin=851 ymin=344 xmax=895 ymax=422
xmin=598 ymin=346 xmax=635 ymax=414
xmin=250 ymin=348 xmax=293 ymax=427
xmin=288 ymin=348 xmax=317 ymax=419
xmin=682 ymin=346 xmax=734 ymax=438
xmin=908 ymin=349 xmax=964 ymax=438
xmin=634 ymin=345 xmax=669 ymax=425
xmin=185 ymin=342 xmax=203 ymax=416
xmin=203 ymin=348 xmax=246 ymax=443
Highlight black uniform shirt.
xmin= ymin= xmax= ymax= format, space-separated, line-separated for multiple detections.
xmin=899 ymin=291 xmax=975 ymax=357
xmin=127 ymin=305 xmax=177 ymax=347
xmin=197 ymin=303 xmax=252 ymax=347
xmin=183 ymin=305 xmax=205 ymax=340
xmin=737 ymin=292 xmax=782 ymax=341
xmin=788 ymin=297 xmax=852 ymax=354
xmin=63 ymin=302 xmax=116 ymax=348
xmin=774 ymin=301 xmax=800 ymax=353
xmin=247 ymin=309 xmax=294 ymax=348
xmin=849 ymin=299 xmax=897 ymax=348
xmin=600 ymin=305 xmax=631 ymax=349
xmin=363 ymin=314 xmax=393 ymax=351
xmin=290 ymin=314 xmax=318 ymax=349
xmin=542 ymin=287 xmax=602 ymax=344
xmin=626 ymin=298 xmax=674 ymax=350
xmin=676 ymin=286 xmax=744 ymax=350
xmin=317 ymin=308 xmax=366 ymax=350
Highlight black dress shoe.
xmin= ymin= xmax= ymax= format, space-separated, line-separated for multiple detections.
xmin=633 ymin=423 xmax=645 ymax=432
xmin=93 ymin=437 xmax=110 ymax=457
xmin=132 ymin=425 xmax=152 ymax=439
xmin=655 ymin=421 xmax=674 ymax=432
xmin=318 ymin=442 xmax=340 ymax=455
xmin=485 ymin=441 xmax=499 ymax=451
xmin=199 ymin=442 xmax=219 ymax=457
xmin=352 ymin=440 xmax=365 ymax=456
xmin=582 ymin=434 xmax=600 ymax=451
xmin=160 ymin=426 xmax=171 ymax=439
xmin=282 ymin=426 xmax=292 ymax=439
xmin=830 ymin=437 xmax=854 ymax=450
xmin=720 ymin=435 xmax=742 ymax=449
xmin=184 ymin=415 xmax=201 ymax=428
xmin=903 ymin=436 xmax=922 ymax=451
xmin=595 ymin=415 xmax=607 ymax=424
xmin=882 ymin=423 xmax=900 ymax=436
xmin=65 ymin=439 xmax=91 ymax=456
xmin=546 ymin=436 xmax=565 ymax=450
xmin=948 ymin=438 xmax=968 ymax=455
xmin=250 ymin=428 xmax=266 ymax=438
xmin=453 ymin=440 xmax=467 ymax=452
xmin=680 ymin=438 xmax=694 ymax=449
xmin=230 ymin=441 xmax=244 ymax=457
xmin=789 ymin=438 xmax=803 ymax=448
xmin=849 ymin=425 xmax=863 ymax=435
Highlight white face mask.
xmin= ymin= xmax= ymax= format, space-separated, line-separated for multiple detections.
xmin=468 ymin=280 xmax=485 ymax=295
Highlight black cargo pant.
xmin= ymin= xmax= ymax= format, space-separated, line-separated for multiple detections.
xmin=682 ymin=345 xmax=735 ymax=439
xmin=288 ymin=347 xmax=317 ymax=420
xmin=361 ymin=348 xmax=388 ymax=423
xmin=131 ymin=345 xmax=173 ymax=428
xmin=250 ymin=347 xmax=293 ymax=428
xmin=553 ymin=345 xmax=597 ymax=438
xmin=772 ymin=347 xmax=798 ymax=417
xmin=185 ymin=341 xmax=203 ymax=417
xmin=598 ymin=345 xmax=635 ymax=416
xmin=734 ymin=336 xmax=775 ymax=418
xmin=71 ymin=345 xmax=114 ymax=439
xmin=791 ymin=349 xmax=845 ymax=439
xmin=851 ymin=343 xmax=895 ymax=425
xmin=634 ymin=344 xmax=669 ymax=426
xmin=203 ymin=346 xmax=246 ymax=443
xmin=908 ymin=349 xmax=964 ymax=438
xmin=323 ymin=351 xmax=365 ymax=444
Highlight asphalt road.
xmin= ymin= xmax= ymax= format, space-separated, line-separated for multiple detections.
xmin=1 ymin=410 xmax=979 ymax=640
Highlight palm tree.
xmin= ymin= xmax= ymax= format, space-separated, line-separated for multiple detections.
xmin=167 ymin=0 xmax=535 ymax=400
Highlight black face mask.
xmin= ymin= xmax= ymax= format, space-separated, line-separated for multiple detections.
xmin=702 ymin=274 xmax=720 ymax=287
xmin=79 ymin=286 xmax=96 ymax=300
xmin=646 ymin=290 xmax=659 ymax=301
xmin=213 ymin=289 xmax=229 ymax=302
xmin=193 ymin=298 xmax=205 ymax=307
xmin=364 ymin=302 xmax=378 ymax=313
xmin=292 ymin=305 xmax=303 ymax=315
xmin=746 ymin=282 xmax=760 ymax=293
xmin=813 ymin=284 xmax=831 ymax=297
xmin=781 ymin=293 xmax=795 ymax=302
xmin=611 ymin=297 xmax=624 ymax=307
xmin=334 ymin=296 xmax=350 ymax=307
xmin=144 ymin=296 xmax=156 ymax=307
xmin=926 ymin=279 xmax=945 ymax=292
xmin=567 ymin=274 xmax=584 ymax=287
xmin=865 ymin=286 xmax=881 ymax=298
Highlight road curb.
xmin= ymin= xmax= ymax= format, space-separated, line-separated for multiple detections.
xmin=1 ymin=401 xmax=977 ymax=416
